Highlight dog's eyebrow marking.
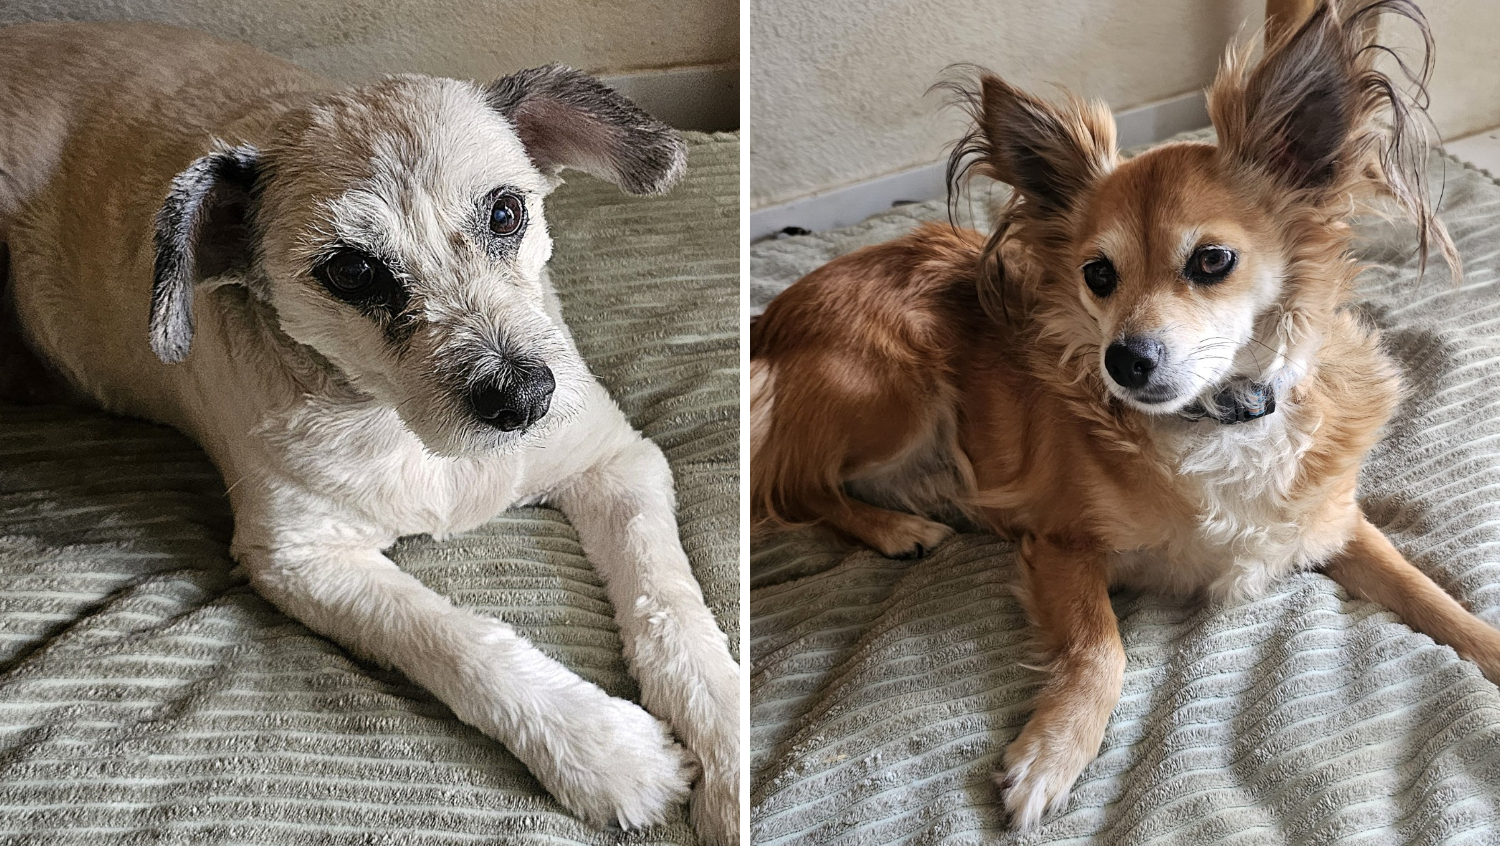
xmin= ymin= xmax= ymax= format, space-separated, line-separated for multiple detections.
xmin=1176 ymin=228 xmax=1207 ymax=264
xmin=1092 ymin=228 xmax=1133 ymax=272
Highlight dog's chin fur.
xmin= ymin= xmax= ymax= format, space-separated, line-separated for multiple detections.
xmin=1103 ymin=377 xmax=1199 ymax=415
xmin=751 ymin=0 xmax=1500 ymax=833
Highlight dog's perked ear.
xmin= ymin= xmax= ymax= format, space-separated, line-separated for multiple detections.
xmin=150 ymin=144 xmax=260 ymax=364
xmin=1210 ymin=1 xmax=1366 ymax=191
xmin=1208 ymin=0 xmax=1457 ymax=275
xmin=485 ymin=65 xmax=687 ymax=196
xmin=945 ymin=70 xmax=1116 ymax=217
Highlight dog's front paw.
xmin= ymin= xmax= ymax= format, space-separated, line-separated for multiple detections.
xmin=526 ymin=685 xmax=697 ymax=831
xmin=996 ymin=716 xmax=1097 ymax=830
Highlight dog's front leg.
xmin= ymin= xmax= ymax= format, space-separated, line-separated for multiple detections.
xmin=235 ymin=534 xmax=695 ymax=830
xmin=552 ymin=435 xmax=741 ymax=845
xmin=999 ymin=533 xmax=1124 ymax=829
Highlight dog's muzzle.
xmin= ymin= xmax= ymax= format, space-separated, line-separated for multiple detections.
xmin=467 ymin=360 xmax=556 ymax=432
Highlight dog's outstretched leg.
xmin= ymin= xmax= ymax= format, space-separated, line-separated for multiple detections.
xmin=998 ymin=534 xmax=1124 ymax=829
xmin=553 ymin=433 xmax=741 ymax=846
xmin=1324 ymin=513 xmax=1500 ymax=682
xmin=234 ymin=531 xmax=695 ymax=830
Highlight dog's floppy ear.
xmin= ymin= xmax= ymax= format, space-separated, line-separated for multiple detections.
xmin=485 ymin=65 xmax=686 ymax=196
xmin=946 ymin=71 xmax=1116 ymax=217
xmin=150 ymin=144 xmax=260 ymax=364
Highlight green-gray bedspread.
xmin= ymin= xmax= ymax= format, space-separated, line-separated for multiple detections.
xmin=750 ymin=143 xmax=1500 ymax=845
xmin=0 ymin=133 xmax=739 ymax=845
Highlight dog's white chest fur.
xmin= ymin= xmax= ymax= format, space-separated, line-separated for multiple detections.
xmin=248 ymin=383 xmax=627 ymax=545
xmin=277 ymin=410 xmax=523 ymax=539
xmin=1112 ymin=405 xmax=1329 ymax=600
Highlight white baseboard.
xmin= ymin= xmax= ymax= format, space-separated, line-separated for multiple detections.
xmin=750 ymin=89 xmax=1209 ymax=241
xmin=600 ymin=64 xmax=738 ymax=133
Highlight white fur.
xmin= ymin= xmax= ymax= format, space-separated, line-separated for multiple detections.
xmin=1115 ymin=398 xmax=1337 ymax=600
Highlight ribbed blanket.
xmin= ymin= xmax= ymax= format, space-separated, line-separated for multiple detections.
xmin=750 ymin=144 xmax=1500 ymax=845
xmin=0 ymin=132 xmax=739 ymax=845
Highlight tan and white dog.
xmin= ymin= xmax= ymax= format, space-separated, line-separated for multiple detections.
xmin=0 ymin=22 xmax=737 ymax=842
xmin=753 ymin=0 xmax=1500 ymax=830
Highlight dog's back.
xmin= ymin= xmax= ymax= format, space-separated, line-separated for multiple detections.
xmin=0 ymin=22 xmax=325 ymax=410
xmin=0 ymin=23 xmax=321 ymax=231
xmin=750 ymin=222 xmax=986 ymax=556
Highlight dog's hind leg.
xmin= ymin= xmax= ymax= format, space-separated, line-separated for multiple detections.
xmin=751 ymin=354 xmax=957 ymax=559
xmin=998 ymin=533 xmax=1124 ymax=829
xmin=751 ymin=227 xmax=980 ymax=560
xmin=1324 ymin=513 xmax=1500 ymax=682
xmin=233 ymin=526 xmax=695 ymax=831
xmin=551 ymin=431 xmax=741 ymax=846
xmin=813 ymin=495 xmax=954 ymax=559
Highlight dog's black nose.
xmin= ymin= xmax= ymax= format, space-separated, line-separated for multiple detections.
xmin=468 ymin=362 xmax=555 ymax=432
xmin=1105 ymin=337 xmax=1164 ymax=390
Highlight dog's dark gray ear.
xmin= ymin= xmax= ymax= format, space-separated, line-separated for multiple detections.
xmin=150 ymin=144 xmax=260 ymax=364
xmin=485 ymin=65 xmax=686 ymax=196
xmin=1211 ymin=3 xmax=1358 ymax=190
xmin=948 ymin=71 xmax=1115 ymax=217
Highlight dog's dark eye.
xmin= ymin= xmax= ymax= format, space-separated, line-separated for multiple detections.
xmin=1082 ymin=258 xmax=1118 ymax=297
xmin=1186 ymin=246 xmax=1237 ymax=284
xmin=314 ymin=249 xmax=400 ymax=305
xmin=489 ymin=193 xmax=526 ymax=238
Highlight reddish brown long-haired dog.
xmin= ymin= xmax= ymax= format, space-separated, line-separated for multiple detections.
xmin=752 ymin=0 xmax=1500 ymax=829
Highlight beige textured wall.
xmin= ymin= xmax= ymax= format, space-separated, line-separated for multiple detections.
xmin=751 ymin=0 xmax=1500 ymax=210
xmin=751 ymin=0 xmax=1263 ymax=208
xmin=1386 ymin=0 xmax=1500 ymax=142
xmin=0 ymin=0 xmax=738 ymax=82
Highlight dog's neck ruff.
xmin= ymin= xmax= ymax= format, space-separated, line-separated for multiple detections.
xmin=1178 ymin=378 xmax=1277 ymax=425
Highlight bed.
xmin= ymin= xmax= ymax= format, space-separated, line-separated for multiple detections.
xmin=0 ymin=132 xmax=739 ymax=845
xmin=750 ymin=141 xmax=1500 ymax=845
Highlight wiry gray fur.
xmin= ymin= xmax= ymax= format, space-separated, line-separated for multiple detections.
xmin=150 ymin=143 xmax=260 ymax=363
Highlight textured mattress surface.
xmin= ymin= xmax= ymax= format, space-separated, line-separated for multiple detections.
xmin=0 ymin=132 xmax=739 ymax=845
xmin=750 ymin=145 xmax=1500 ymax=845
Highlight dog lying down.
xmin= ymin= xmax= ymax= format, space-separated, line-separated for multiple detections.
xmin=0 ymin=22 xmax=738 ymax=843
xmin=752 ymin=0 xmax=1499 ymax=830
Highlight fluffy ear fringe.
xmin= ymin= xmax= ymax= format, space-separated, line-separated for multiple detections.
xmin=934 ymin=65 xmax=1117 ymax=323
xmin=1209 ymin=0 xmax=1459 ymax=281
xmin=936 ymin=66 xmax=1115 ymax=220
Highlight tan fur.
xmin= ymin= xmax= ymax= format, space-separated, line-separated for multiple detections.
xmin=752 ymin=0 xmax=1500 ymax=828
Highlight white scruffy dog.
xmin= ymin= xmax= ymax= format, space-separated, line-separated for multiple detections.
xmin=0 ymin=21 xmax=738 ymax=843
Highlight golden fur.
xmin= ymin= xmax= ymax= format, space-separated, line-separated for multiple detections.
xmin=751 ymin=0 xmax=1500 ymax=829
